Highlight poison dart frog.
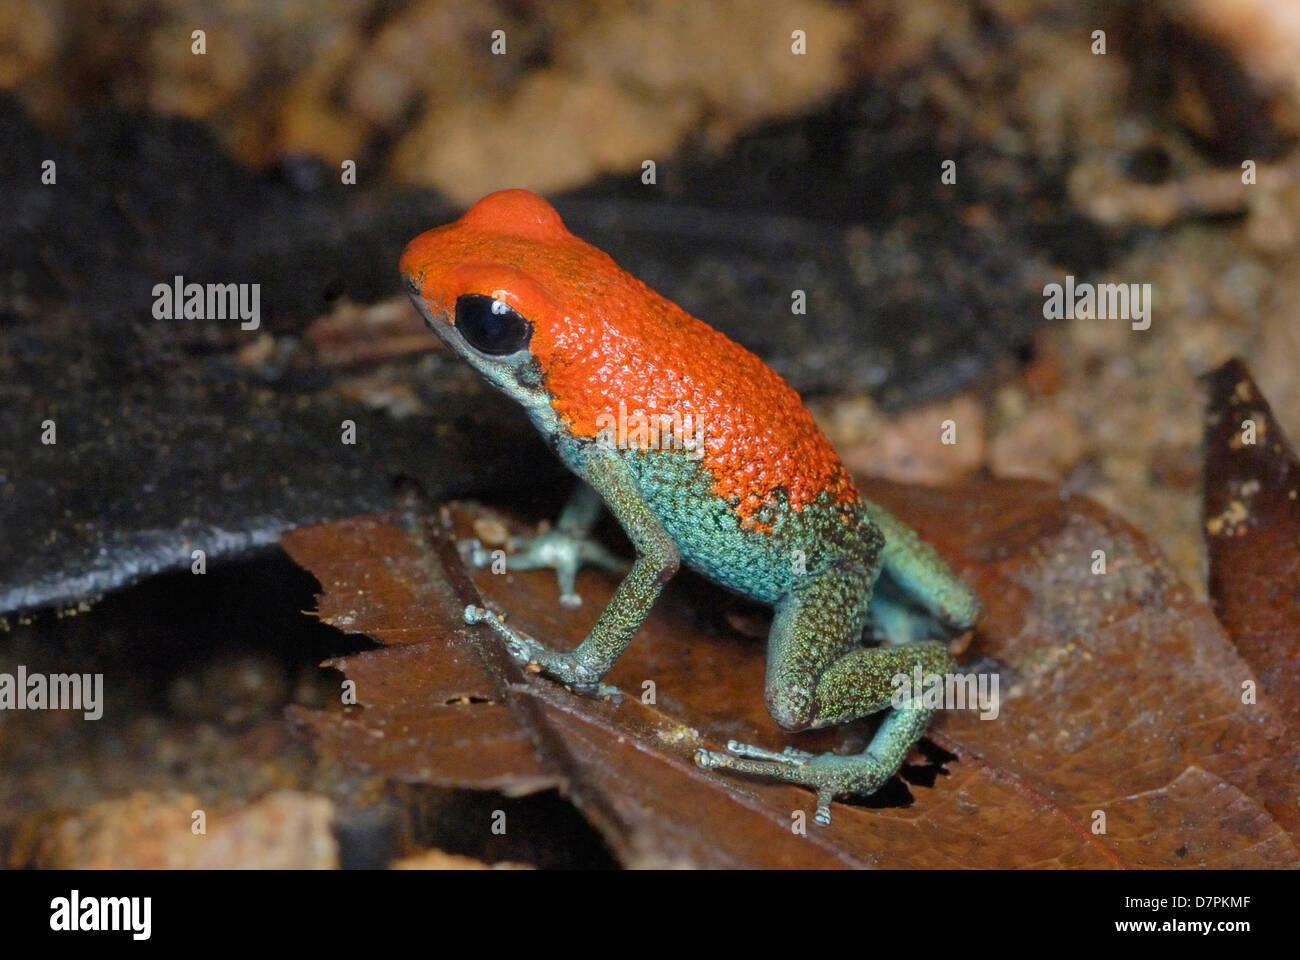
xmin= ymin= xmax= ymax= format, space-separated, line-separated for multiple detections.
xmin=400 ymin=189 xmax=981 ymax=825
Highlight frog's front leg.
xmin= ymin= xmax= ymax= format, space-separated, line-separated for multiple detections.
xmin=466 ymin=451 xmax=678 ymax=694
xmin=461 ymin=483 xmax=629 ymax=609
xmin=694 ymin=565 xmax=955 ymax=825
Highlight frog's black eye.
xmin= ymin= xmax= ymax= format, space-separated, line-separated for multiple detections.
xmin=453 ymin=294 xmax=532 ymax=356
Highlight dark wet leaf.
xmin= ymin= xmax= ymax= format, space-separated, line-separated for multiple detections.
xmin=864 ymin=478 xmax=1298 ymax=868
xmin=0 ymin=97 xmax=552 ymax=616
xmin=1202 ymin=357 xmax=1300 ymax=733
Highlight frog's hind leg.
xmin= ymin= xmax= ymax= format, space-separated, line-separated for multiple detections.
xmin=861 ymin=501 xmax=981 ymax=644
xmin=694 ymin=564 xmax=954 ymax=825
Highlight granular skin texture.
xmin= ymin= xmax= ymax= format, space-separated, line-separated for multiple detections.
xmin=400 ymin=189 xmax=859 ymax=526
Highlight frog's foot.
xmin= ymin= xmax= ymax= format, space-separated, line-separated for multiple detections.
xmin=459 ymin=529 xmax=628 ymax=609
xmin=464 ymin=605 xmax=621 ymax=699
xmin=694 ymin=744 xmax=891 ymax=826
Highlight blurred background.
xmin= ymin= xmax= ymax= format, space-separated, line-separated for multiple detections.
xmin=2 ymin=0 xmax=1298 ymax=867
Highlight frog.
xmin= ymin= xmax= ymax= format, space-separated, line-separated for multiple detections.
xmin=399 ymin=189 xmax=981 ymax=825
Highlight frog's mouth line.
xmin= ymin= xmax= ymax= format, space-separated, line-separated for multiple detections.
xmin=405 ymin=288 xmax=472 ymax=365
xmin=402 ymin=280 xmax=444 ymax=331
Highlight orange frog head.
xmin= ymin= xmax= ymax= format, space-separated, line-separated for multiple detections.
xmin=399 ymin=189 xmax=857 ymax=523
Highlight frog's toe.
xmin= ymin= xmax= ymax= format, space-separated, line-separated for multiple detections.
xmin=464 ymin=605 xmax=545 ymax=663
xmin=458 ymin=537 xmax=495 ymax=568
xmin=548 ymin=559 xmax=581 ymax=608
xmin=694 ymin=747 xmax=808 ymax=781
xmin=720 ymin=740 xmax=811 ymax=764
xmin=695 ymin=745 xmax=893 ymax=826
xmin=813 ymin=790 xmax=835 ymax=826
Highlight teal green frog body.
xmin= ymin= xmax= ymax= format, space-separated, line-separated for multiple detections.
xmin=400 ymin=189 xmax=981 ymax=824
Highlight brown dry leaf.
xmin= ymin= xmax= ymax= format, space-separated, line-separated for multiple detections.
xmin=283 ymin=511 xmax=559 ymax=796
xmin=283 ymin=477 xmax=1300 ymax=868
xmin=1202 ymin=357 xmax=1300 ymax=734
xmin=863 ymin=478 xmax=1298 ymax=868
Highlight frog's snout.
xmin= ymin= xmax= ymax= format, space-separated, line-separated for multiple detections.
xmin=398 ymin=235 xmax=434 ymax=299
xmin=401 ymin=269 xmax=443 ymax=331
xmin=405 ymin=287 xmax=442 ymax=333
